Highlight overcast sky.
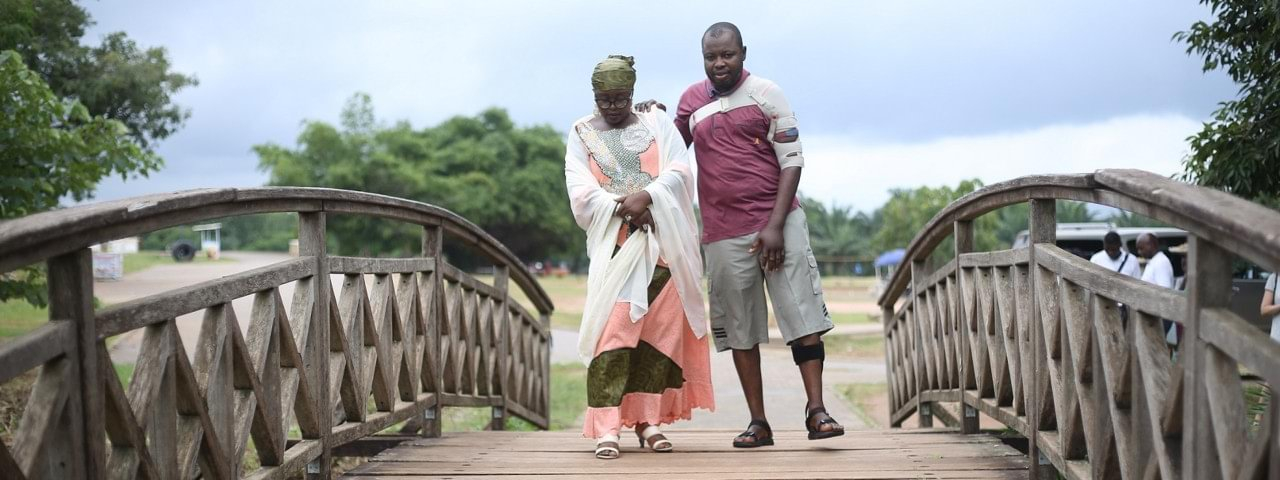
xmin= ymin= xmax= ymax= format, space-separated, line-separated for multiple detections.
xmin=81 ymin=0 xmax=1234 ymax=213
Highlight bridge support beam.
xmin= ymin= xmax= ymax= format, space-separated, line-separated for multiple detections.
xmin=1184 ymin=237 xmax=1232 ymax=480
xmin=1027 ymin=199 xmax=1056 ymax=480
xmin=421 ymin=225 xmax=445 ymax=438
xmin=48 ymin=249 xmax=101 ymax=480
xmin=300 ymin=212 xmax=333 ymax=480
xmin=954 ymin=220 xmax=980 ymax=434
xmin=910 ymin=260 xmax=932 ymax=428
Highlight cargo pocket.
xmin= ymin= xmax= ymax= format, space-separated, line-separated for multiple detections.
xmin=805 ymin=247 xmax=822 ymax=295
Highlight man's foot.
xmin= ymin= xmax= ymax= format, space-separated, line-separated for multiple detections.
xmin=732 ymin=419 xmax=774 ymax=448
xmin=805 ymin=406 xmax=845 ymax=440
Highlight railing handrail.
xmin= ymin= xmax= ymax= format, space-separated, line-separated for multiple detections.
xmin=0 ymin=186 xmax=554 ymax=315
xmin=876 ymin=169 xmax=1280 ymax=308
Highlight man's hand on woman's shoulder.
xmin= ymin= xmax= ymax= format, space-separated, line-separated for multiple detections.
xmin=635 ymin=99 xmax=666 ymax=113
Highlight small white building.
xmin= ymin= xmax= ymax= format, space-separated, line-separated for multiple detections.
xmin=192 ymin=223 xmax=222 ymax=259
xmin=89 ymin=237 xmax=140 ymax=254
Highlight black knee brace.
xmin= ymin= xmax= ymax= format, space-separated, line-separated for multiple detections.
xmin=792 ymin=341 xmax=825 ymax=366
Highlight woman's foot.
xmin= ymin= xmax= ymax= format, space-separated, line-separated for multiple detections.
xmin=804 ymin=405 xmax=845 ymax=440
xmin=594 ymin=433 xmax=620 ymax=460
xmin=635 ymin=423 xmax=673 ymax=452
xmin=732 ymin=419 xmax=774 ymax=448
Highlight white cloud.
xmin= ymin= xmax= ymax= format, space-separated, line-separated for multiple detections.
xmin=798 ymin=113 xmax=1200 ymax=212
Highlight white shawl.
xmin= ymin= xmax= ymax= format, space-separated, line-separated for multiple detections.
xmin=565 ymin=109 xmax=706 ymax=365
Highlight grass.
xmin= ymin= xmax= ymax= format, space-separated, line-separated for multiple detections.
xmin=122 ymin=250 xmax=232 ymax=274
xmin=441 ymin=362 xmax=589 ymax=432
xmin=824 ymin=333 xmax=886 ymax=359
xmin=0 ymin=300 xmax=48 ymax=339
xmin=836 ymin=382 xmax=888 ymax=428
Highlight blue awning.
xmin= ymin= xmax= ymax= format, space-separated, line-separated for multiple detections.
xmin=874 ymin=249 xmax=906 ymax=268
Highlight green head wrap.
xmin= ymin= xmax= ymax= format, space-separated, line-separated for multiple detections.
xmin=591 ymin=55 xmax=636 ymax=91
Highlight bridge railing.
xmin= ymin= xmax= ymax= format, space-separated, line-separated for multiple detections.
xmin=878 ymin=170 xmax=1280 ymax=480
xmin=0 ymin=187 xmax=554 ymax=479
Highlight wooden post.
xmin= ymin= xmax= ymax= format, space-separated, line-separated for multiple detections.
xmin=882 ymin=303 xmax=898 ymax=427
xmin=421 ymin=225 xmax=445 ymax=438
xmin=1183 ymin=237 xmax=1232 ymax=479
xmin=1026 ymin=199 xmax=1056 ymax=480
xmin=489 ymin=265 xmax=509 ymax=431
xmin=48 ymin=248 xmax=101 ymax=479
xmin=910 ymin=259 xmax=932 ymax=428
xmin=953 ymin=220 xmax=980 ymax=434
xmin=299 ymin=212 xmax=332 ymax=480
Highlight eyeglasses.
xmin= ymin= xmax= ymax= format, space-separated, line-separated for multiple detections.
xmin=594 ymin=96 xmax=632 ymax=109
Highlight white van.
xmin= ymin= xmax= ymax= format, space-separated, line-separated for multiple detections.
xmin=1011 ymin=223 xmax=1187 ymax=261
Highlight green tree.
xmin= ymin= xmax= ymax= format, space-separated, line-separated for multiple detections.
xmin=871 ymin=180 xmax=1000 ymax=264
xmin=989 ymin=200 xmax=1097 ymax=247
xmin=1175 ymin=0 xmax=1280 ymax=206
xmin=0 ymin=0 xmax=198 ymax=150
xmin=0 ymin=50 xmax=160 ymax=305
xmin=0 ymin=0 xmax=196 ymax=306
xmin=256 ymin=94 xmax=578 ymax=264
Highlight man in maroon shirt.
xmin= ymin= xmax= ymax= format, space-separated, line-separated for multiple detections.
xmin=641 ymin=22 xmax=844 ymax=447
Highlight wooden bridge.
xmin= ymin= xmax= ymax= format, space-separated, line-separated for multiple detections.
xmin=879 ymin=169 xmax=1280 ymax=479
xmin=0 ymin=169 xmax=1274 ymax=478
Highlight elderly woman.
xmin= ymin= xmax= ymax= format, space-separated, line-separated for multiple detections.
xmin=564 ymin=55 xmax=714 ymax=460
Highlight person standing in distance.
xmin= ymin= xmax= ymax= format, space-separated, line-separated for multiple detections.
xmin=1090 ymin=231 xmax=1141 ymax=279
xmin=639 ymin=21 xmax=844 ymax=448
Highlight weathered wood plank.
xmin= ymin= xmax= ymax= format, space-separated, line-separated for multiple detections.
xmin=959 ymin=248 xmax=1029 ymax=268
xmin=329 ymin=256 xmax=436 ymax=274
xmin=0 ymin=322 xmax=71 ymax=384
xmin=345 ymin=430 xmax=1028 ymax=478
xmin=96 ymin=257 xmax=314 ymax=338
xmin=10 ymin=358 xmax=71 ymax=478
xmin=1200 ymin=307 xmax=1280 ymax=383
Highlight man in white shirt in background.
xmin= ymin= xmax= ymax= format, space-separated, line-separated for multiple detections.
xmin=1138 ymin=233 xmax=1175 ymax=288
xmin=1138 ymin=232 xmax=1178 ymax=346
xmin=1091 ymin=231 xmax=1141 ymax=279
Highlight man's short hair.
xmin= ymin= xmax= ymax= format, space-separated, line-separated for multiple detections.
xmin=703 ymin=22 xmax=743 ymax=48
xmin=1103 ymin=231 xmax=1121 ymax=247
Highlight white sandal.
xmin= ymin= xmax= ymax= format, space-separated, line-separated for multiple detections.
xmin=594 ymin=434 xmax=620 ymax=460
xmin=637 ymin=425 xmax=673 ymax=452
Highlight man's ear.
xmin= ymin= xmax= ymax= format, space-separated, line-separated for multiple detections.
xmin=741 ymin=45 xmax=748 ymax=62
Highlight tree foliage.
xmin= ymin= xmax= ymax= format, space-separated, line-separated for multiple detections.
xmin=0 ymin=0 xmax=197 ymax=150
xmin=801 ymin=196 xmax=878 ymax=259
xmin=1175 ymin=0 xmax=1280 ymax=205
xmin=870 ymin=180 xmax=1001 ymax=260
xmin=0 ymin=0 xmax=196 ymax=307
xmin=0 ymin=51 xmax=160 ymax=219
xmin=255 ymin=94 xmax=578 ymax=264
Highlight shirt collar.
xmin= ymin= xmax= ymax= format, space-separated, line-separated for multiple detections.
xmin=708 ymin=70 xmax=751 ymax=98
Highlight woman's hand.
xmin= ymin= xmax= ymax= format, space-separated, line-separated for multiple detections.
xmin=615 ymin=191 xmax=654 ymax=230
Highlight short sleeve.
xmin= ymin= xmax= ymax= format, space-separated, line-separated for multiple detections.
xmin=1268 ymin=274 xmax=1277 ymax=292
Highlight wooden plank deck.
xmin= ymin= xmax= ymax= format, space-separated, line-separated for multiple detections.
xmin=342 ymin=429 xmax=1029 ymax=479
